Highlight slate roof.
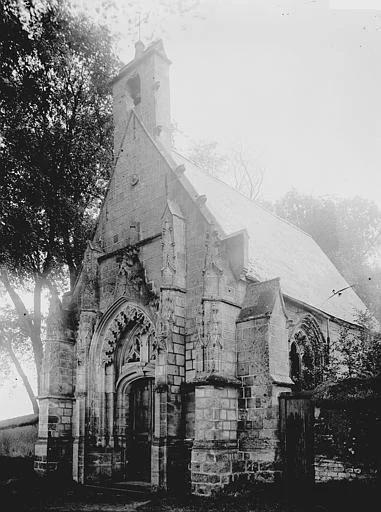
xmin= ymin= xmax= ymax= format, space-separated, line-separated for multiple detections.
xmin=237 ymin=278 xmax=285 ymax=322
xmin=170 ymin=150 xmax=367 ymax=324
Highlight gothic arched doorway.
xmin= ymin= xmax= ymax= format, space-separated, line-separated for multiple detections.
xmin=85 ymin=300 xmax=160 ymax=485
xmin=127 ymin=377 xmax=154 ymax=481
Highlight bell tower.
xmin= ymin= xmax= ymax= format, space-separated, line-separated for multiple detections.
xmin=111 ymin=39 xmax=172 ymax=150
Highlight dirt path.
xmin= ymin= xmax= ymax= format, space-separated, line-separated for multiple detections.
xmin=31 ymin=499 xmax=151 ymax=511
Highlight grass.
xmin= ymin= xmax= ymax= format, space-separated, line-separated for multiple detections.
xmin=0 ymin=473 xmax=379 ymax=512
xmin=140 ymin=480 xmax=380 ymax=512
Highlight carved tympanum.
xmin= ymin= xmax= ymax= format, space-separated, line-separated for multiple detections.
xmin=101 ymin=304 xmax=155 ymax=365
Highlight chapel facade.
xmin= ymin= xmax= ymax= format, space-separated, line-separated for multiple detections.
xmin=34 ymin=40 xmax=366 ymax=495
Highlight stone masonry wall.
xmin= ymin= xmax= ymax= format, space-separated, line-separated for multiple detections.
xmin=236 ymin=317 xmax=281 ymax=482
xmin=313 ymin=398 xmax=380 ymax=483
xmin=191 ymin=385 xmax=239 ymax=495
xmin=235 ymin=287 xmax=292 ymax=486
xmin=314 ymin=456 xmax=377 ymax=482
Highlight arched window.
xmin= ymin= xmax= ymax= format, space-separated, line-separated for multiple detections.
xmin=127 ymin=74 xmax=141 ymax=106
xmin=289 ymin=316 xmax=326 ymax=390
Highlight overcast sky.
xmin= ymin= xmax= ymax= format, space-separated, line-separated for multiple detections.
xmin=109 ymin=0 xmax=381 ymax=206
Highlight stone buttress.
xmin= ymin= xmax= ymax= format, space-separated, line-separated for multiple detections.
xmin=34 ymin=294 xmax=75 ymax=477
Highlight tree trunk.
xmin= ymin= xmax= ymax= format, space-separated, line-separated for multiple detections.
xmin=33 ymin=275 xmax=44 ymax=394
xmin=4 ymin=337 xmax=39 ymax=415
xmin=0 ymin=267 xmax=44 ymax=395
xmin=69 ymin=265 xmax=77 ymax=292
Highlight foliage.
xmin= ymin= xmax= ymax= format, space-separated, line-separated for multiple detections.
xmin=0 ymin=0 xmax=120 ymax=405
xmin=0 ymin=0 xmax=119 ymax=286
xmin=187 ymin=139 xmax=264 ymax=200
xmin=0 ymin=304 xmax=38 ymax=412
xmin=314 ymin=403 xmax=381 ymax=467
xmin=274 ymin=190 xmax=381 ymax=321
xmin=326 ymin=311 xmax=381 ymax=381
xmin=187 ymin=140 xmax=225 ymax=176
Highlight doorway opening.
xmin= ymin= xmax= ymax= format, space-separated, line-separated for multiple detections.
xmin=126 ymin=378 xmax=154 ymax=482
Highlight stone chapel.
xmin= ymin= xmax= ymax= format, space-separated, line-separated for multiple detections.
xmin=34 ymin=40 xmax=367 ymax=495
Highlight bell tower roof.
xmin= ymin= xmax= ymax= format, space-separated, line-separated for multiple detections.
xmin=111 ymin=39 xmax=172 ymax=148
xmin=111 ymin=39 xmax=171 ymax=86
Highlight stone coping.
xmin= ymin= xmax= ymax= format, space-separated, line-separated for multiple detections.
xmin=187 ymin=374 xmax=242 ymax=388
xmin=192 ymin=440 xmax=238 ymax=450
xmin=0 ymin=413 xmax=38 ymax=431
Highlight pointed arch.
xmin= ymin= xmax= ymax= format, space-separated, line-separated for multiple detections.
xmin=289 ymin=314 xmax=326 ymax=390
xmin=87 ymin=298 xmax=158 ymax=449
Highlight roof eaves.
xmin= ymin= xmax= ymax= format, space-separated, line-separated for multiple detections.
xmin=283 ymin=293 xmax=361 ymax=328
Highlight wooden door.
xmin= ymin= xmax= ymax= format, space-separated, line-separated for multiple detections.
xmin=279 ymin=394 xmax=315 ymax=494
xmin=128 ymin=378 xmax=153 ymax=482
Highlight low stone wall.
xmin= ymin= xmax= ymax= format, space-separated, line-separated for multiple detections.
xmin=314 ymin=397 xmax=380 ymax=483
xmin=315 ymin=456 xmax=377 ymax=482
xmin=0 ymin=414 xmax=38 ymax=459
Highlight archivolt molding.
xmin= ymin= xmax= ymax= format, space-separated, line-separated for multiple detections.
xmin=92 ymin=294 xmax=173 ymax=369
xmin=289 ymin=314 xmax=325 ymax=349
xmin=101 ymin=302 xmax=155 ymax=365
xmin=116 ymin=361 xmax=155 ymax=391
xmin=288 ymin=314 xmax=326 ymax=390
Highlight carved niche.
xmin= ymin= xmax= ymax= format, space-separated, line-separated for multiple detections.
xmin=153 ymin=292 xmax=175 ymax=355
xmin=81 ymin=242 xmax=102 ymax=311
xmin=161 ymin=218 xmax=176 ymax=286
xmin=46 ymin=294 xmax=66 ymax=341
xmin=77 ymin=312 xmax=96 ymax=366
xmin=195 ymin=301 xmax=223 ymax=374
xmin=203 ymin=229 xmax=224 ymax=297
xmin=195 ymin=305 xmax=206 ymax=373
xmin=114 ymin=246 xmax=144 ymax=300
xmin=160 ymin=200 xmax=186 ymax=289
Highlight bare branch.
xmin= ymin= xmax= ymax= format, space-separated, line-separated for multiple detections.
xmin=0 ymin=329 xmax=39 ymax=414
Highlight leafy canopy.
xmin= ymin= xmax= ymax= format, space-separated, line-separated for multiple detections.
xmin=0 ymin=0 xmax=120 ymax=286
xmin=274 ymin=190 xmax=381 ymax=321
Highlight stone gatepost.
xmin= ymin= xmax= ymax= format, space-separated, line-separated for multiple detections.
xmin=34 ymin=295 xmax=75 ymax=477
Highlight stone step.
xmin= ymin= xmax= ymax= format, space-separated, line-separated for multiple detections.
xmin=84 ymin=481 xmax=152 ymax=497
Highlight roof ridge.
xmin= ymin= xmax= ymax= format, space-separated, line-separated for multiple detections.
xmin=172 ymin=149 xmax=312 ymax=240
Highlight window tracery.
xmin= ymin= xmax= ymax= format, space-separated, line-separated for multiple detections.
xmin=289 ymin=315 xmax=326 ymax=390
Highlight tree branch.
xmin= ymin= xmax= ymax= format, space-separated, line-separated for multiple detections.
xmin=0 ymin=266 xmax=34 ymax=337
xmin=0 ymin=331 xmax=39 ymax=414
